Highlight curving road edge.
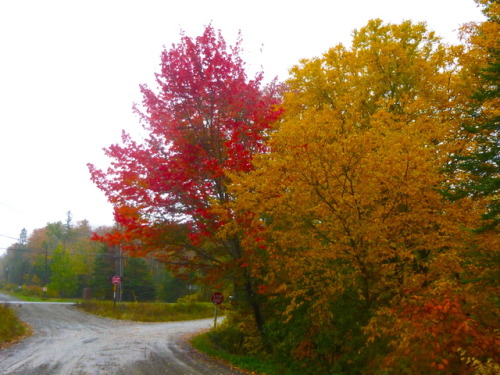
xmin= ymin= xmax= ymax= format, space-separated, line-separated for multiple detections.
xmin=0 ymin=293 xmax=244 ymax=375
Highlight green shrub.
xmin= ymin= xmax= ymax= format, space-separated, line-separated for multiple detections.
xmin=192 ymin=331 xmax=284 ymax=375
xmin=17 ymin=284 xmax=44 ymax=297
xmin=77 ymin=300 xmax=215 ymax=322
xmin=0 ymin=304 xmax=26 ymax=346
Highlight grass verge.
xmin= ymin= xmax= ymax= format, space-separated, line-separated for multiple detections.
xmin=0 ymin=304 xmax=32 ymax=349
xmin=77 ymin=300 xmax=216 ymax=322
xmin=0 ymin=290 xmax=80 ymax=303
xmin=8 ymin=294 xmax=80 ymax=303
xmin=191 ymin=331 xmax=284 ymax=375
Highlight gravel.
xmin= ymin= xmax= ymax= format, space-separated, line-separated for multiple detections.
xmin=0 ymin=293 xmax=245 ymax=375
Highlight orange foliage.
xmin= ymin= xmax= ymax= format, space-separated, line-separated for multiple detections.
xmin=229 ymin=18 xmax=498 ymax=372
xmin=366 ymin=293 xmax=499 ymax=374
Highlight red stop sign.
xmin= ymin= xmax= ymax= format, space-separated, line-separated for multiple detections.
xmin=111 ymin=276 xmax=121 ymax=285
xmin=211 ymin=292 xmax=224 ymax=305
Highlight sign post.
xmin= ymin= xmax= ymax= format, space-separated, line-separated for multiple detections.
xmin=211 ymin=292 xmax=224 ymax=328
xmin=111 ymin=276 xmax=121 ymax=309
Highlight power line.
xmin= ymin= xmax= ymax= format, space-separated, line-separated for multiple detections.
xmin=3 ymin=247 xmax=130 ymax=258
xmin=0 ymin=233 xmax=18 ymax=240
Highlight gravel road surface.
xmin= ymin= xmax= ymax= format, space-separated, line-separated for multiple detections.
xmin=0 ymin=293 xmax=244 ymax=375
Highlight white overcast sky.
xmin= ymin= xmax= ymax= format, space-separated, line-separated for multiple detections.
xmin=0 ymin=0 xmax=484 ymax=253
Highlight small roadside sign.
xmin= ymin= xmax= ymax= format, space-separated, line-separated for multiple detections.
xmin=211 ymin=292 xmax=224 ymax=305
xmin=111 ymin=276 xmax=121 ymax=285
xmin=211 ymin=292 xmax=224 ymax=329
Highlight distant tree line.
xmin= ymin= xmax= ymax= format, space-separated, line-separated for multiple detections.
xmin=0 ymin=212 xmax=198 ymax=302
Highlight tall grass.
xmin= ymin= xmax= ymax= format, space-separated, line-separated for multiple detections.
xmin=191 ymin=331 xmax=284 ymax=375
xmin=77 ymin=300 xmax=217 ymax=322
xmin=0 ymin=304 xmax=28 ymax=348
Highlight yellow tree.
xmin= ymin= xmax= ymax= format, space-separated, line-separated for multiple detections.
xmin=230 ymin=20 xmax=496 ymax=373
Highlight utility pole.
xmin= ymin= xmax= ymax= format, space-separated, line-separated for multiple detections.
xmin=114 ymin=247 xmax=124 ymax=302
xmin=43 ymin=245 xmax=48 ymax=298
xmin=119 ymin=247 xmax=123 ymax=302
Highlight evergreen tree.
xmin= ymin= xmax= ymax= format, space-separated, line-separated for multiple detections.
xmin=89 ymin=245 xmax=115 ymax=299
xmin=122 ymin=258 xmax=156 ymax=302
xmin=155 ymin=268 xmax=195 ymax=302
xmin=445 ymin=0 xmax=499 ymax=231
xmin=19 ymin=228 xmax=27 ymax=245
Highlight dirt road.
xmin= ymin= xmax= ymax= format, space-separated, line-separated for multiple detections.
xmin=0 ymin=294 xmax=244 ymax=375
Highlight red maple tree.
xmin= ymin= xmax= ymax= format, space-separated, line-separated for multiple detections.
xmin=88 ymin=25 xmax=282 ymax=334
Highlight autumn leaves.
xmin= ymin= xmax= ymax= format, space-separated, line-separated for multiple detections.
xmin=90 ymin=9 xmax=498 ymax=374
xmin=227 ymin=19 xmax=497 ymax=372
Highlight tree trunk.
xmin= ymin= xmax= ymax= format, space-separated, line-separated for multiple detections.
xmin=243 ymin=270 xmax=271 ymax=353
